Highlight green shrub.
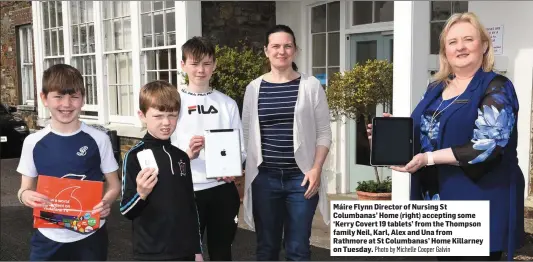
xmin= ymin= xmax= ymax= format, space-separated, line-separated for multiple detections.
xmin=356 ymin=176 xmax=392 ymax=193
xmin=326 ymin=59 xmax=393 ymax=192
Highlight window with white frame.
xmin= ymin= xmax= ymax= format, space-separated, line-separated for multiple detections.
xmin=430 ymin=1 xmax=468 ymax=54
xmin=311 ymin=1 xmax=340 ymax=87
xmin=103 ymin=1 xmax=134 ymax=118
xmin=352 ymin=1 xmax=393 ymax=26
xmin=42 ymin=1 xmax=64 ymax=69
xmin=71 ymin=1 xmax=98 ymax=117
xmin=17 ymin=25 xmax=35 ymax=106
xmin=140 ymin=1 xmax=178 ymax=85
xmin=35 ymin=1 xmax=185 ymax=125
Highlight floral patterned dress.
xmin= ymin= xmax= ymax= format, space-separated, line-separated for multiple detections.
xmin=419 ymin=81 xmax=517 ymax=201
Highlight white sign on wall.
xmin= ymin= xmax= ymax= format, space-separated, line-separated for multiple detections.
xmin=486 ymin=25 xmax=503 ymax=55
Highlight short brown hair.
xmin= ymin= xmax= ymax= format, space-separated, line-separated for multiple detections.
xmin=42 ymin=64 xmax=85 ymax=97
xmin=139 ymin=80 xmax=181 ymax=115
xmin=181 ymin=36 xmax=216 ymax=63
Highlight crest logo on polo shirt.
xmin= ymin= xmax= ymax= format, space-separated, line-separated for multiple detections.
xmin=76 ymin=146 xmax=88 ymax=156
xmin=187 ymin=105 xmax=218 ymax=115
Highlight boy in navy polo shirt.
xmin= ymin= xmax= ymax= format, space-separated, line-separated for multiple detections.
xmin=16 ymin=64 xmax=121 ymax=261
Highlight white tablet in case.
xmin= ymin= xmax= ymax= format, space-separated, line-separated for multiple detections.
xmin=204 ymin=129 xmax=243 ymax=178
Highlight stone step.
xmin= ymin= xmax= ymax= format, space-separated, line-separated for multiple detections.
xmin=525 ymin=196 xmax=533 ymax=220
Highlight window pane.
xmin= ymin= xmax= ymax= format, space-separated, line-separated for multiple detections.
xmin=51 ymin=30 xmax=58 ymax=56
xmin=80 ymin=25 xmax=87 ymax=53
xmin=45 ymin=58 xmax=64 ymax=69
xmin=104 ymin=20 xmax=112 ymax=51
xmin=154 ymin=12 xmax=164 ymax=34
xmin=374 ymin=1 xmax=393 ymax=22
xmin=143 ymin=36 xmax=152 ymax=48
xmin=50 ymin=2 xmax=57 ymax=28
xmin=328 ymin=33 xmax=340 ymax=66
xmin=44 ymin=31 xmax=51 ymax=56
xmin=154 ymin=1 xmax=164 ymax=11
xmin=312 ymin=68 xmax=326 ymax=86
xmin=160 ymin=71 xmax=169 ymax=82
xmin=160 ymin=50 xmax=170 ymax=70
xmin=57 ymin=2 xmax=63 ymax=26
xmin=167 ymin=33 xmax=176 ymax=46
xmin=430 ymin=22 xmax=445 ymax=54
xmin=80 ymin=1 xmax=86 ymax=23
xmin=165 ymin=1 xmax=175 ymax=8
xmin=147 ymin=72 xmax=157 ymax=82
xmin=166 ymin=10 xmax=175 ymax=32
xmin=122 ymin=2 xmax=130 ymax=16
xmin=170 ymin=48 xmax=177 ymax=69
xmin=108 ymin=53 xmax=133 ymax=116
xmin=113 ymin=1 xmax=122 ymax=18
xmin=327 ymin=2 xmax=340 ymax=31
xmin=453 ymin=1 xmax=468 ymax=13
xmin=141 ymin=1 xmax=151 ymax=12
xmin=114 ymin=20 xmax=122 ymax=50
xmin=103 ymin=2 xmax=112 ymax=19
xmin=156 ymin=34 xmax=165 ymax=47
xmin=312 ymin=34 xmax=326 ymax=67
xmin=72 ymin=25 xmax=79 ymax=54
xmin=58 ymin=29 xmax=64 ymax=55
xmin=71 ymin=1 xmax=79 ymax=24
xmin=42 ymin=2 xmax=49 ymax=29
xmin=356 ymin=40 xmax=377 ymax=65
xmin=142 ymin=14 xmax=152 ymax=48
xmin=353 ymin=1 xmax=373 ymax=25
xmin=86 ymin=2 xmax=94 ymax=22
xmin=311 ymin=5 xmax=327 ymax=33
xmin=107 ymin=54 xmax=117 ymax=85
xmin=328 ymin=67 xmax=339 ymax=85
xmin=171 ymin=72 xmax=178 ymax=85
xmin=88 ymin=24 xmax=95 ymax=53
xmin=146 ymin=50 xmax=157 ymax=70
xmin=389 ymin=39 xmax=394 ymax=62
xmin=124 ymin=18 xmax=131 ymax=50
xmin=431 ymin=1 xmax=451 ymax=21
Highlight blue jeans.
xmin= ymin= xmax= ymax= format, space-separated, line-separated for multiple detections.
xmin=252 ymin=167 xmax=319 ymax=261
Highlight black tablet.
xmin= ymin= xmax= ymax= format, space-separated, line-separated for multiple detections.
xmin=370 ymin=117 xmax=414 ymax=166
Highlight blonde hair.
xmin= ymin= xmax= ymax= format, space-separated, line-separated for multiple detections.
xmin=433 ymin=12 xmax=494 ymax=85
xmin=139 ymin=80 xmax=181 ymax=115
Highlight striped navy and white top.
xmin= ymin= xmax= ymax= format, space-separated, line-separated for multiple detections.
xmin=258 ymin=77 xmax=301 ymax=170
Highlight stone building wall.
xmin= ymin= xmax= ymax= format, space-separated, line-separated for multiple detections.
xmin=201 ymin=1 xmax=276 ymax=51
xmin=0 ymin=1 xmax=37 ymax=130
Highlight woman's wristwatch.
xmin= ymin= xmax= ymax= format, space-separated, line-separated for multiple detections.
xmin=425 ymin=151 xmax=435 ymax=166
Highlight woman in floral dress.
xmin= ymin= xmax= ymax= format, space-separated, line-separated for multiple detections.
xmin=368 ymin=12 xmax=524 ymax=261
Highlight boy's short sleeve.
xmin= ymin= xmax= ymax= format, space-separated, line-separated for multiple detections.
xmin=16 ymin=135 xmax=38 ymax=177
xmin=99 ymin=136 xmax=119 ymax=174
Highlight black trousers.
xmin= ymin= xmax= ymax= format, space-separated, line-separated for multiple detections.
xmin=437 ymin=251 xmax=503 ymax=261
xmin=195 ymin=182 xmax=241 ymax=261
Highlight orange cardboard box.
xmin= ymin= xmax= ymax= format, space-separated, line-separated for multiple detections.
xmin=33 ymin=175 xmax=103 ymax=234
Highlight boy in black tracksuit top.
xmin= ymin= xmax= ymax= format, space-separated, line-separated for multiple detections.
xmin=120 ymin=80 xmax=203 ymax=261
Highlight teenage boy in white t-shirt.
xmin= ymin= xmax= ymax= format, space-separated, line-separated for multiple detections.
xmin=171 ymin=36 xmax=245 ymax=261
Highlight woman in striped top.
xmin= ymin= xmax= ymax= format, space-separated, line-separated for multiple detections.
xmin=242 ymin=25 xmax=332 ymax=261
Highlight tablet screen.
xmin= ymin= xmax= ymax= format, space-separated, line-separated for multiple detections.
xmin=370 ymin=117 xmax=414 ymax=166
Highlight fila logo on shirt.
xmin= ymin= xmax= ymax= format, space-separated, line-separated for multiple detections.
xmin=77 ymin=146 xmax=88 ymax=156
xmin=188 ymin=105 xmax=219 ymax=115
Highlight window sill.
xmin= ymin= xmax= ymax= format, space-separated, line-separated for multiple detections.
xmin=17 ymin=105 xmax=36 ymax=112
xmin=36 ymin=118 xmax=146 ymax=139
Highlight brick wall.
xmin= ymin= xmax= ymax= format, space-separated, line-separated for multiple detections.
xmin=0 ymin=1 xmax=37 ymax=129
xmin=201 ymin=1 xmax=276 ymax=51
xmin=119 ymin=136 xmax=142 ymax=161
